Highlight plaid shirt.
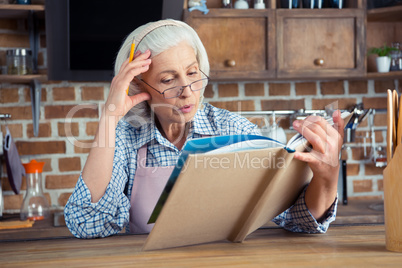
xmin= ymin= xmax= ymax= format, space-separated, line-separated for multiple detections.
xmin=64 ymin=103 xmax=337 ymax=238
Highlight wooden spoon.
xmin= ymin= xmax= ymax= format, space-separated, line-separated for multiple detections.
xmin=387 ymin=89 xmax=393 ymax=162
xmin=398 ymin=94 xmax=402 ymax=147
xmin=393 ymin=90 xmax=398 ymax=153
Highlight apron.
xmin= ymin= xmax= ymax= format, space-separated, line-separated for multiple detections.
xmin=129 ymin=144 xmax=174 ymax=234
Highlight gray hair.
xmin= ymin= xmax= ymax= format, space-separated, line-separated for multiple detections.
xmin=114 ymin=19 xmax=210 ymax=128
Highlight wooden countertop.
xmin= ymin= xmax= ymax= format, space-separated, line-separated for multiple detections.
xmin=0 ymin=199 xmax=385 ymax=242
xmin=0 ymin=224 xmax=401 ymax=266
xmin=0 ymin=200 xmax=392 ymax=266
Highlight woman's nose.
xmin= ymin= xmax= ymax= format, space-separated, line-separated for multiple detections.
xmin=179 ymin=84 xmax=193 ymax=98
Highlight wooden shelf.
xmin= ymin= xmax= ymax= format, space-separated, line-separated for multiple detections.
xmin=367 ymin=6 xmax=402 ymax=22
xmin=366 ymin=70 xmax=402 ymax=79
xmin=3 ymin=72 xmax=397 ymax=84
xmin=0 ymin=4 xmax=44 ymax=18
xmin=0 ymin=74 xmax=47 ymax=83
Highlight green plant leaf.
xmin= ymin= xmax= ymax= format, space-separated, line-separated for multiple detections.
xmin=367 ymin=44 xmax=398 ymax=57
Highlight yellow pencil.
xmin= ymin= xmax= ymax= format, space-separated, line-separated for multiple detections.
xmin=126 ymin=38 xmax=136 ymax=95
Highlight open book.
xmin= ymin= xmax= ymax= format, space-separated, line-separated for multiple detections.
xmin=143 ymin=111 xmax=351 ymax=251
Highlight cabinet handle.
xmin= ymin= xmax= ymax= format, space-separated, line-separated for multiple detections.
xmin=225 ymin=60 xmax=236 ymax=67
xmin=314 ymin=58 xmax=325 ymax=66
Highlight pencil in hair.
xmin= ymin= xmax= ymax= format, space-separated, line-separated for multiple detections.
xmin=126 ymin=38 xmax=136 ymax=95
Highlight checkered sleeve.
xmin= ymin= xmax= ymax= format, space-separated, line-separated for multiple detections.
xmin=64 ymin=173 xmax=130 ymax=238
xmin=64 ymin=132 xmax=131 ymax=238
xmin=271 ymin=186 xmax=338 ymax=233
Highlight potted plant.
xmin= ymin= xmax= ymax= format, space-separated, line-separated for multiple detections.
xmin=368 ymin=44 xmax=398 ymax=73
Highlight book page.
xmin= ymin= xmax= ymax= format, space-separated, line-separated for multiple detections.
xmin=205 ymin=139 xmax=284 ymax=155
xmin=148 ymin=134 xmax=286 ymax=224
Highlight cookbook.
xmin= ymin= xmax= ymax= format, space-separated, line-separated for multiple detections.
xmin=143 ymin=111 xmax=351 ymax=251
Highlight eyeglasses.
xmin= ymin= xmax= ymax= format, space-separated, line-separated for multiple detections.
xmin=139 ymin=70 xmax=209 ymax=99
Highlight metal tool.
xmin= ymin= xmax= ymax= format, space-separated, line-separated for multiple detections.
xmin=30 ymin=79 xmax=41 ymax=137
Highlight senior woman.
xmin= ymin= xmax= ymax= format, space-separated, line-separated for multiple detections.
xmin=64 ymin=19 xmax=344 ymax=238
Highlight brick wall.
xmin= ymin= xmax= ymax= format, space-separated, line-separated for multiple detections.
xmin=0 ymin=81 xmax=106 ymax=212
xmin=1 ymin=16 xmax=401 ymax=214
xmin=204 ymin=79 xmax=400 ymax=203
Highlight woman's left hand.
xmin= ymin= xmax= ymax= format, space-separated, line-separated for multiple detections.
xmin=291 ymin=110 xmax=345 ymax=220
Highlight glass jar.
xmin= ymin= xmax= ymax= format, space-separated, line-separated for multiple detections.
xmin=20 ymin=160 xmax=49 ymax=221
xmin=16 ymin=0 xmax=31 ymax=4
xmin=222 ymin=0 xmax=233 ymax=8
xmin=254 ymin=0 xmax=265 ymax=9
xmin=281 ymin=0 xmax=300 ymax=8
xmin=302 ymin=0 xmax=323 ymax=8
xmin=374 ymin=146 xmax=387 ymax=168
xmin=390 ymin=42 xmax=401 ymax=71
xmin=234 ymin=0 xmax=249 ymax=9
xmin=329 ymin=0 xmax=345 ymax=8
xmin=6 ymin=48 xmax=33 ymax=75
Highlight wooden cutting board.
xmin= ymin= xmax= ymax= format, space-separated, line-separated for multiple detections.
xmin=383 ymin=143 xmax=402 ymax=253
xmin=0 ymin=220 xmax=34 ymax=230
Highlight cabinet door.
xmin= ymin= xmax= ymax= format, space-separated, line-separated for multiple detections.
xmin=184 ymin=10 xmax=276 ymax=80
xmin=276 ymin=9 xmax=365 ymax=79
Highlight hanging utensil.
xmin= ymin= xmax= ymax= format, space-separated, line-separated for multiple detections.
xmin=358 ymin=108 xmax=371 ymax=125
xmin=30 ymin=79 xmax=41 ymax=137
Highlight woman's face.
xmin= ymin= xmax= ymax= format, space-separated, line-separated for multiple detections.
xmin=140 ymin=41 xmax=202 ymax=128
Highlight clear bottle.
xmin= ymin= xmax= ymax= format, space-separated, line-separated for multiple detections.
xmin=20 ymin=160 xmax=49 ymax=221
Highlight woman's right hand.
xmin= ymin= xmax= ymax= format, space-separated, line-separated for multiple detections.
xmin=82 ymin=50 xmax=152 ymax=203
xmin=105 ymin=50 xmax=152 ymax=118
